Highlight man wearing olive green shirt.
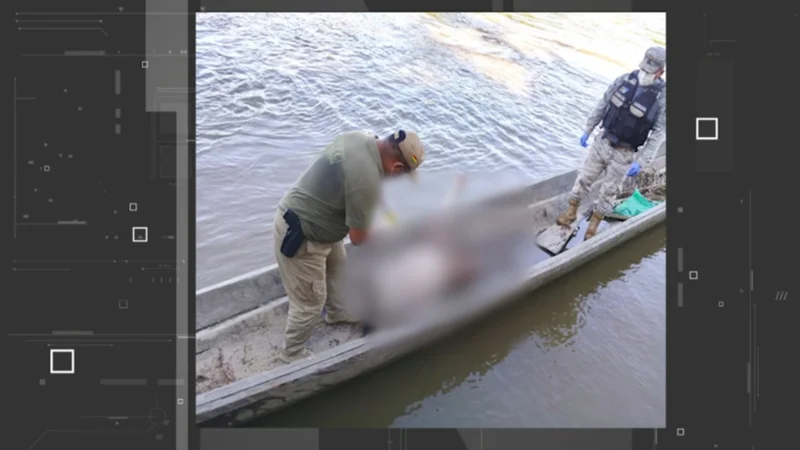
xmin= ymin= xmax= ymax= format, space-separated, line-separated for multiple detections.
xmin=274 ymin=130 xmax=425 ymax=363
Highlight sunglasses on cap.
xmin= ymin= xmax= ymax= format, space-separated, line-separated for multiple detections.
xmin=388 ymin=130 xmax=412 ymax=173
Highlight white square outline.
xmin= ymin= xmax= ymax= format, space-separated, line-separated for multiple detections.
xmin=50 ymin=349 xmax=75 ymax=374
xmin=119 ymin=299 xmax=129 ymax=309
xmin=132 ymin=226 xmax=148 ymax=243
xmin=696 ymin=117 xmax=718 ymax=140
xmin=141 ymin=60 xmax=149 ymax=69
xmin=677 ymin=428 xmax=685 ymax=436
xmin=129 ymin=202 xmax=138 ymax=212
xmin=689 ymin=271 xmax=698 ymax=280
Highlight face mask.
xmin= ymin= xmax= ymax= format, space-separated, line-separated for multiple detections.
xmin=637 ymin=70 xmax=657 ymax=86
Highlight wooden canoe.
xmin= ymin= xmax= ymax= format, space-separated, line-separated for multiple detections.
xmin=195 ymin=156 xmax=666 ymax=426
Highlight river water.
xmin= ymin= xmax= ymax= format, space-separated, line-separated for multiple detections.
xmin=197 ymin=12 xmax=666 ymax=427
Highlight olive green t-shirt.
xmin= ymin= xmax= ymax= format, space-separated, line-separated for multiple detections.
xmin=278 ymin=131 xmax=384 ymax=243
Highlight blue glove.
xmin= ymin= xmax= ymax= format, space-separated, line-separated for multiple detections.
xmin=626 ymin=162 xmax=641 ymax=177
xmin=579 ymin=133 xmax=589 ymax=148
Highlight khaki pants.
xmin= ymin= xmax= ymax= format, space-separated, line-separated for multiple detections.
xmin=273 ymin=208 xmax=348 ymax=356
xmin=569 ymin=137 xmax=635 ymax=216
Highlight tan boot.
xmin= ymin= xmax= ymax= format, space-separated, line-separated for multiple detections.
xmin=278 ymin=348 xmax=314 ymax=364
xmin=556 ymin=199 xmax=580 ymax=226
xmin=584 ymin=211 xmax=604 ymax=240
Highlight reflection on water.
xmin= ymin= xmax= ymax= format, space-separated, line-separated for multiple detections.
xmin=253 ymin=225 xmax=666 ymax=428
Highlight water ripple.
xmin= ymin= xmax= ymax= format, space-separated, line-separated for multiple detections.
xmin=196 ymin=12 xmax=665 ymax=288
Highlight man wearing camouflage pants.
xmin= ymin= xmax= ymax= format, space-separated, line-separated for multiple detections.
xmin=557 ymin=46 xmax=667 ymax=240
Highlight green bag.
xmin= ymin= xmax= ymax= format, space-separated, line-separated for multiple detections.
xmin=613 ymin=189 xmax=660 ymax=218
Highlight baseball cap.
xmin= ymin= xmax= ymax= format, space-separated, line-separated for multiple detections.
xmin=639 ymin=46 xmax=666 ymax=74
xmin=391 ymin=130 xmax=425 ymax=172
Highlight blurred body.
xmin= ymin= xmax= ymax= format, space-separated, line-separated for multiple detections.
xmin=344 ymin=199 xmax=533 ymax=334
xmin=361 ymin=238 xmax=480 ymax=331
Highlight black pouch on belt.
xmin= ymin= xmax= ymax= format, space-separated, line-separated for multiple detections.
xmin=280 ymin=208 xmax=306 ymax=258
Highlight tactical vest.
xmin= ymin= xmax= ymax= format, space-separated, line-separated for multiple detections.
xmin=601 ymin=71 xmax=664 ymax=150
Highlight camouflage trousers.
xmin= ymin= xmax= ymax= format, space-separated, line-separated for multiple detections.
xmin=569 ymin=137 xmax=635 ymax=216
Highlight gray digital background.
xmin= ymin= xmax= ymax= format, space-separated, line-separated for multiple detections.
xmin=146 ymin=1 xmax=191 ymax=450
xmin=200 ymin=428 xmax=633 ymax=450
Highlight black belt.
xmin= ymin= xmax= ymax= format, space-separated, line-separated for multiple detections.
xmin=602 ymin=132 xmax=637 ymax=151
